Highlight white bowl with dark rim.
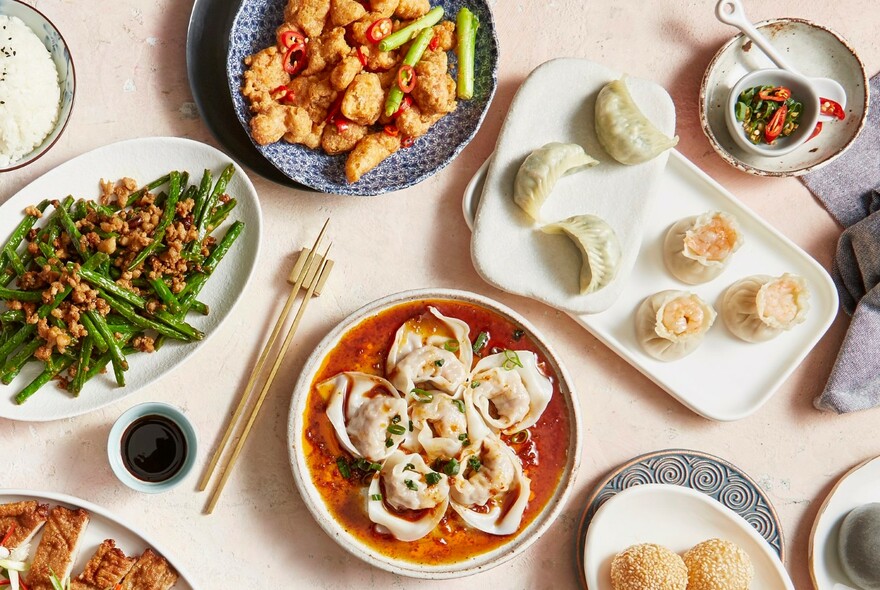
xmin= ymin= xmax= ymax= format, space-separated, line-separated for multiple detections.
xmin=287 ymin=288 xmax=582 ymax=578
xmin=0 ymin=0 xmax=75 ymax=172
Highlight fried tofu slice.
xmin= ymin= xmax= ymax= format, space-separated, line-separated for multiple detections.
xmin=394 ymin=0 xmax=429 ymax=19
xmin=341 ymin=72 xmax=384 ymax=126
xmin=329 ymin=0 xmax=365 ymax=27
xmin=330 ymin=52 xmax=364 ymax=91
xmin=119 ymin=549 xmax=179 ymax=590
xmin=303 ymin=26 xmax=350 ymax=76
xmin=25 ymin=507 xmax=90 ymax=590
xmin=412 ymin=53 xmax=457 ymax=116
xmin=321 ymin=121 xmax=369 ymax=154
xmin=70 ymin=540 xmax=136 ymax=590
xmin=293 ymin=0 xmax=330 ymax=38
xmin=242 ymin=46 xmax=290 ymax=113
xmin=345 ymin=132 xmax=400 ymax=182
xmin=0 ymin=501 xmax=49 ymax=549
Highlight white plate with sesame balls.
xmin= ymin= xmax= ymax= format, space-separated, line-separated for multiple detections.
xmin=583 ymin=484 xmax=794 ymax=590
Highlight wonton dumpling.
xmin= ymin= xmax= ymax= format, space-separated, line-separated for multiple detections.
xmin=321 ymin=372 xmax=408 ymax=462
xmin=636 ymin=290 xmax=716 ymax=361
xmin=664 ymin=211 xmax=743 ymax=284
xmin=367 ymin=451 xmax=450 ymax=541
xmin=409 ymin=392 xmax=469 ymax=459
xmin=513 ymin=142 xmax=598 ymax=222
xmin=595 ymin=78 xmax=679 ymax=165
xmin=722 ymin=273 xmax=810 ymax=342
xmin=449 ymin=437 xmax=531 ymax=535
xmin=467 ymin=350 xmax=552 ymax=435
xmin=542 ymin=214 xmax=621 ymax=294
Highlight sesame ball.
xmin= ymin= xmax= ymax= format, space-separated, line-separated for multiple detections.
xmin=683 ymin=538 xmax=754 ymax=590
xmin=610 ymin=543 xmax=688 ymax=590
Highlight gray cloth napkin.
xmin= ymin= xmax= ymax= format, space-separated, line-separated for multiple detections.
xmin=801 ymin=73 xmax=880 ymax=413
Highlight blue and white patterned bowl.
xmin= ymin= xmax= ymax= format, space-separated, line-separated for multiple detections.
xmin=576 ymin=449 xmax=785 ymax=589
xmin=227 ymin=0 xmax=498 ymax=196
xmin=0 ymin=0 xmax=75 ymax=172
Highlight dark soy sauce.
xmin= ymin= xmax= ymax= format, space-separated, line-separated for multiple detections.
xmin=121 ymin=415 xmax=187 ymax=482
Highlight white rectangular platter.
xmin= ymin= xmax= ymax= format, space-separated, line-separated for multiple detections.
xmin=464 ymin=150 xmax=838 ymax=421
xmin=1 ymin=489 xmax=196 ymax=589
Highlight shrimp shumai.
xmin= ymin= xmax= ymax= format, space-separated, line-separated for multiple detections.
xmin=320 ymin=306 xmax=555 ymax=541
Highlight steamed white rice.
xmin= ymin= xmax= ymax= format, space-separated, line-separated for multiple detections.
xmin=0 ymin=15 xmax=61 ymax=167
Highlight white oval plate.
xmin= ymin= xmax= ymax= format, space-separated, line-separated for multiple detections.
xmin=288 ymin=288 xmax=582 ymax=578
xmin=0 ymin=488 xmax=197 ymax=588
xmin=583 ymin=484 xmax=794 ymax=590
xmin=810 ymin=455 xmax=880 ymax=590
xmin=700 ymin=18 xmax=868 ymax=177
xmin=0 ymin=137 xmax=262 ymax=421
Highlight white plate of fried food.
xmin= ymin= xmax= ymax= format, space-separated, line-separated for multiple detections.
xmin=0 ymin=489 xmax=196 ymax=589
xmin=464 ymin=143 xmax=838 ymax=421
xmin=227 ymin=0 xmax=499 ymax=195
xmin=583 ymin=484 xmax=794 ymax=590
xmin=0 ymin=137 xmax=262 ymax=422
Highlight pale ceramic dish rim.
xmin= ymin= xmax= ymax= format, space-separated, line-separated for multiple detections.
xmin=0 ymin=488 xmax=199 ymax=588
xmin=583 ymin=483 xmax=795 ymax=590
xmin=0 ymin=0 xmax=76 ymax=173
xmin=287 ymin=288 xmax=582 ymax=579
xmin=699 ymin=17 xmax=869 ymax=177
xmin=107 ymin=402 xmax=198 ymax=494
xmin=809 ymin=454 xmax=880 ymax=590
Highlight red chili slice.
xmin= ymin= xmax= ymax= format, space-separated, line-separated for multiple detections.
xmin=758 ymin=86 xmax=791 ymax=102
xmin=820 ymin=97 xmax=846 ymax=120
xmin=808 ymin=121 xmax=823 ymax=142
xmin=325 ymin=95 xmax=344 ymax=124
xmin=397 ymin=65 xmax=416 ymax=93
xmin=1 ymin=523 xmax=15 ymax=545
xmin=283 ymin=42 xmax=307 ymax=76
xmin=366 ymin=18 xmax=393 ymax=43
xmin=401 ymin=136 xmax=415 ymax=148
xmin=392 ymin=95 xmax=412 ymax=119
xmin=764 ymin=103 xmax=788 ymax=143
xmin=335 ymin=118 xmax=350 ymax=133
xmin=384 ymin=124 xmax=399 ymax=137
xmin=278 ymin=29 xmax=306 ymax=50
xmin=356 ymin=46 xmax=368 ymax=67
xmin=428 ymin=35 xmax=439 ymax=51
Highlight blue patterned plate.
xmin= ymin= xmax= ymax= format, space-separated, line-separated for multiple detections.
xmin=227 ymin=0 xmax=498 ymax=196
xmin=577 ymin=449 xmax=785 ymax=589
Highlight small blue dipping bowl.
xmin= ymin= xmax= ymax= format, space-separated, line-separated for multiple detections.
xmin=107 ymin=402 xmax=198 ymax=494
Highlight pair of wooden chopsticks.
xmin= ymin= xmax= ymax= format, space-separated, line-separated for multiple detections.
xmin=199 ymin=220 xmax=333 ymax=514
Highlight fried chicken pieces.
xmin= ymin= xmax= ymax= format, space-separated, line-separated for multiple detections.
xmin=242 ymin=0 xmax=459 ymax=183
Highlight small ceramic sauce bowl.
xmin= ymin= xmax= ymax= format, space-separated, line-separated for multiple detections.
xmin=725 ymin=69 xmax=820 ymax=157
xmin=107 ymin=402 xmax=197 ymax=494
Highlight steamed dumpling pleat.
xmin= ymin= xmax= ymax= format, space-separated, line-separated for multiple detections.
xmin=409 ymin=392 xmax=469 ymax=459
xmin=636 ymin=290 xmax=716 ymax=361
xmin=513 ymin=142 xmax=598 ymax=222
xmin=722 ymin=273 xmax=810 ymax=342
xmin=664 ymin=211 xmax=743 ymax=284
xmin=595 ymin=78 xmax=678 ymax=165
xmin=542 ymin=214 xmax=621 ymax=294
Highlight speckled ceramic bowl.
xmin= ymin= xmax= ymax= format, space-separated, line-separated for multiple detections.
xmin=287 ymin=289 xmax=582 ymax=578
xmin=226 ymin=0 xmax=498 ymax=196
xmin=0 ymin=0 xmax=75 ymax=172
xmin=700 ymin=18 xmax=868 ymax=177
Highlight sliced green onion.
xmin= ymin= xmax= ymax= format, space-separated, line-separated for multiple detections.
xmin=510 ymin=430 xmax=530 ymax=444
xmin=443 ymin=340 xmax=459 ymax=352
xmin=408 ymin=420 xmax=414 ymax=432
xmin=385 ymin=436 xmax=394 ymax=448
xmin=472 ymin=331 xmax=489 ymax=353
xmin=513 ymin=329 xmax=524 ymax=341
xmin=387 ymin=423 xmax=406 ymax=435
xmin=458 ymin=433 xmax=470 ymax=447
xmin=502 ymin=349 xmax=523 ymax=370
xmin=405 ymin=479 xmax=418 ymax=491
xmin=404 ymin=463 xmax=416 ymax=471
xmin=468 ymin=456 xmax=482 ymax=472
xmin=434 ymin=359 xmax=445 ymax=367
xmin=336 ymin=457 xmax=351 ymax=479
xmin=391 ymin=414 xmax=401 ymax=424
xmin=378 ymin=6 xmax=444 ymax=51
xmin=452 ymin=399 xmax=465 ymax=413
xmin=411 ymin=388 xmax=433 ymax=402
xmin=371 ymin=493 xmax=383 ymax=501
xmin=425 ymin=472 xmax=442 ymax=485
xmin=443 ymin=458 xmax=460 ymax=476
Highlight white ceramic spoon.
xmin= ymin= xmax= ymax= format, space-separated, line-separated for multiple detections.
xmin=715 ymin=0 xmax=847 ymax=121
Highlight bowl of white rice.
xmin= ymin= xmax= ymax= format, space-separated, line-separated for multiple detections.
xmin=0 ymin=0 xmax=74 ymax=172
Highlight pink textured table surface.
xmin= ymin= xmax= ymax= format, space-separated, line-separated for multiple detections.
xmin=1 ymin=1 xmax=879 ymax=588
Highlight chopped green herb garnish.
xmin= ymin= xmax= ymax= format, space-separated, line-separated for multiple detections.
xmin=452 ymin=399 xmax=465 ymax=413
xmin=385 ymin=436 xmax=394 ymax=448
xmin=458 ymin=433 xmax=470 ymax=446
xmin=336 ymin=456 xmax=351 ymax=479
xmin=471 ymin=380 xmax=481 ymax=388
xmin=405 ymin=479 xmax=418 ymax=491
xmin=434 ymin=359 xmax=445 ymax=367
xmin=443 ymin=458 xmax=460 ymax=476
xmin=410 ymin=388 xmax=433 ymax=402
xmin=371 ymin=493 xmax=383 ymax=501
xmin=425 ymin=472 xmax=442 ymax=485
xmin=408 ymin=420 xmax=414 ymax=432
xmin=387 ymin=423 xmax=406 ymax=435
xmin=513 ymin=329 xmax=524 ymax=340
xmin=510 ymin=430 xmax=530 ymax=444
xmin=468 ymin=456 xmax=482 ymax=472
xmin=443 ymin=340 xmax=459 ymax=352
xmin=502 ymin=349 xmax=524 ymax=370
xmin=472 ymin=331 xmax=489 ymax=353
xmin=391 ymin=414 xmax=401 ymax=424
xmin=404 ymin=463 xmax=416 ymax=471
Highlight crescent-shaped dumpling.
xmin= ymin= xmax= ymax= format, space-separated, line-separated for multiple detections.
xmin=595 ymin=78 xmax=679 ymax=165
xmin=513 ymin=142 xmax=598 ymax=222
xmin=664 ymin=211 xmax=743 ymax=284
xmin=466 ymin=350 xmax=552 ymax=435
xmin=449 ymin=437 xmax=531 ymax=535
xmin=367 ymin=451 xmax=450 ymax=542
xmin=636 ymin=290 xmax=716 ymax=361
xmin=542 ymin=214 xmax=621 ymax=294
xmin=722 ymin=273 xmax=810 ymax=342
xmin=321 ymin=372 xmax=408 ymax=462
